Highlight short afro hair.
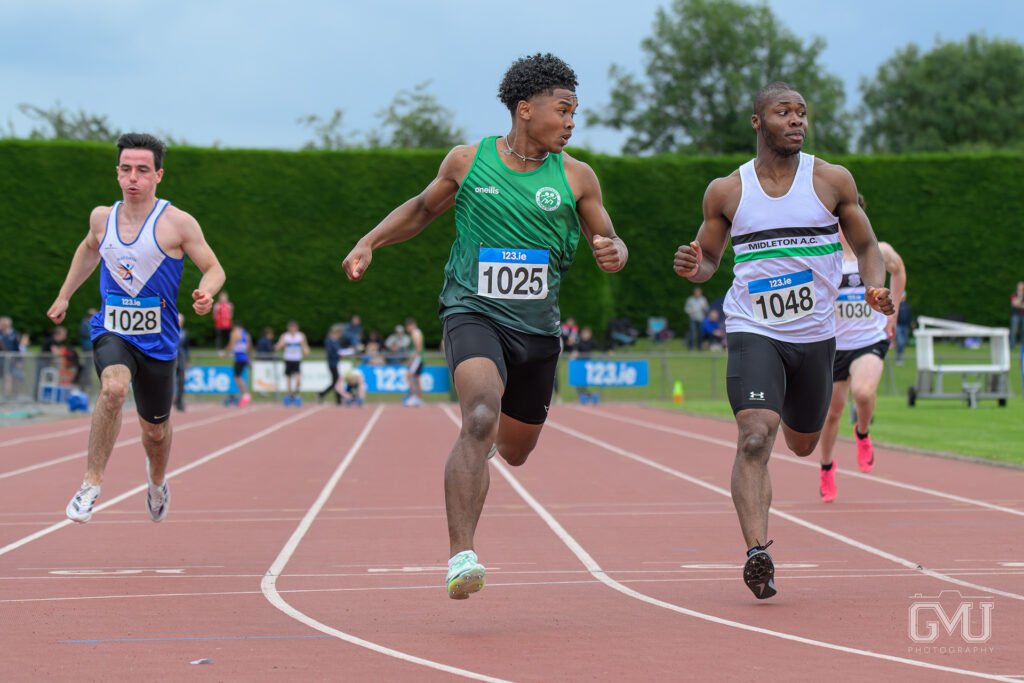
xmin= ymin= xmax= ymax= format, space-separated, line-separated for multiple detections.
xmin=498 ymin=53 xmax=578 ymax=113
xmin=753 ymin=81 xmax=802 ymax=118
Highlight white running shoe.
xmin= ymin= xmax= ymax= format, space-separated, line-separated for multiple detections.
xmin=66 ymin=483 xmax=101 ymax=523
xmin=146 ymin=460 xmax=170 ymax=522
xmin=146 ymin=479 xmax=170 ymax=522
xmin=446 ymin=550 xmax=486 ymax=600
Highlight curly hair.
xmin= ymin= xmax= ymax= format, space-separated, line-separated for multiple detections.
xmin=497 ymin=53 xmax=578 ymax=113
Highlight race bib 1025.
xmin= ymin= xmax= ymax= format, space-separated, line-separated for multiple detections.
xmin=477 ymin=248 xmax=549 ymax=300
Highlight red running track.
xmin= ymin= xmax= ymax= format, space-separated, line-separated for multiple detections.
xmin=0 ymin=403 xmax=1021 ymax=682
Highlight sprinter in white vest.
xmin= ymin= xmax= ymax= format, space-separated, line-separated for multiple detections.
xmin=48 ymin=133 xmax=226 ymax=524
xmin=674 ymin=83 xmax=895 ymax=600
xmin=818 ymin=195 xmax=906 ymax=502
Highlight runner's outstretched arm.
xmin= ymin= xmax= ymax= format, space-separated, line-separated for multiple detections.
xmin=342 ymin=145 xmax=472 ymax=281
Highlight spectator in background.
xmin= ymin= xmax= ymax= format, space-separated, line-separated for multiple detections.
xmin=363 ymin=337 xmax=386 ymax=366
xmin=174 ymin=313 xmax=189 ymax=412
xmin=0 ymin=316 xmax=21 ymax=399
xmin=339 ymin=368 xmax=367 ymax=407
xmin=402 ymin=317 xmax=426 ymax=407
xmin=318 ymin=323 xmax=345 ymax=405
xmin=342 ymin=314 xmax=365 ymax=351
xmin=275 ymin=320 xmax=309 ymax=405
xmin=227 ymin=321 xmax=253 ymax=407
xmin=1011 ymin=281 xmax=1024 ymax=349
xmin=256 ymin=326 xmax=275 ymax=359
xmin=684 ymin=287 xmax=709 ymax=350
xmin=605 ymin=316 xmax=638 ymax=349
xmin=79 ymin=308 xmax=98 ymax=352
xmin=701 ymin=309 xmax=726 ymax=350
xmin=384 ymin=324 xmax=411 ymax=364
xmin=42 ymin=325 xmax=83 ymax=387
xmin=895 ymin=291 xmax=912 ymax=366
xmin=573 ymin=326 xmax=599 ymax=404
xmin=560 ymin=317 xmax=579 ymax=353
xmin=213 ymin=291 xmax=234 ymax=351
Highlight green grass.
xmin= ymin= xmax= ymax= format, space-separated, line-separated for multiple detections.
xmin=656 ymin=392 xmax=1024 ymax=466
xmin=568 ymin=339 xmax=1023 ymax=465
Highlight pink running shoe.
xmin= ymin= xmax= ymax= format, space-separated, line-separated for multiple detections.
xmin=855 ymin=432 xmax=874 ymax=473
xmin=820 ymin=462 xmax=837 ymax=503
xmin=239 ymin=393 xmax=252 ymax=408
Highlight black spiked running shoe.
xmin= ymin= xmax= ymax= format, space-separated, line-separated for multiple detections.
xmin=743 ymin=540 xmax=777 ymax=600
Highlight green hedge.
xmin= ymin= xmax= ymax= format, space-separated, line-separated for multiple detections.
xmin=1 ymin=140 xmax=1020 ymax=347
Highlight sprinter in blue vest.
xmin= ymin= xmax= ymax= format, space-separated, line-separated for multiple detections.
xmin=47 ymin=133 xmax=226 ymax=524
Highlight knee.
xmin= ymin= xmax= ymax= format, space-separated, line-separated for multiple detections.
xmin=100 ymin=379 xmax=129 ymax=405
xmin=851 ymin=388 xmax=874 ymax=407
xmin=141 ymin=421 xmax=169 ymax=444
xmin=738 ymin=430 xmax=771 ymax=459
xmin=461 ymin=401 xmax=500 ymax=443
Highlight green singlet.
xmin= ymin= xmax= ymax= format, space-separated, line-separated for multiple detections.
xmin=438 ymin=136 xmax=581 ymax=336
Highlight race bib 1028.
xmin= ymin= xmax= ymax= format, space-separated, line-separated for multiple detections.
xmin=104 ymin=295 xmax=162 ymax=335
xmin=477 ymin=248 xmax=549 ymax=300
xmin=748 ymin=270 xmax=815 ymax=324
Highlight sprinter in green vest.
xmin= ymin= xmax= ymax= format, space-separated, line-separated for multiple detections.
xmin=342 ymin=53 xmax=628 ymax=600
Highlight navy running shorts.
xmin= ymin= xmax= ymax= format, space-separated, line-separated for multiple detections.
xmin=442 ymin=312 xmax=560 ymax=425
xmin=833 ymin=339 xmax=889 ymax=382
xmin=725 ymin=331 xmax=836 ymax=434
xmin=93 ymin=333 xmax=176 ymax=424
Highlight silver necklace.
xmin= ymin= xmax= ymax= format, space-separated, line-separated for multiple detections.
xmin=503 ymin=132 xmax=548 ymax=163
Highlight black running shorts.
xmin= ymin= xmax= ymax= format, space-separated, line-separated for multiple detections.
xmin=284 ymin=360 xmax=301 ymax=376
xmin=233 ymin=360 xmax=249 ymax=377
xmin=442 ymin=313 xmax=561 ymax=425
xmin=93 ymin=333 xmax=176 ymax=424
xmin=833 ymin=339 xmax=889 ymax=382
xmin=725 ymin=332 xmax=836 ymax=434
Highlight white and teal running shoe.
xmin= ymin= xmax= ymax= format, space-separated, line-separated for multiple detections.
xmin=446 ymin=550 xmax=486 ymax=600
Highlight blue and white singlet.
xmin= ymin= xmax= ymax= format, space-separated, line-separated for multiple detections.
xmin=90 ymin=199 xmax=183 ymax=360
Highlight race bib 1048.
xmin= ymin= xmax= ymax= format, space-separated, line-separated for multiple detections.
xmin=104 ymin=294 xmax=162 ymax=335
xmin=748 ymin=270 xmax=815 ymax=324
xmin=477 ymin=248 xmax=549 ymax=300
xmin=835 ymin=292 xmax=873 ymax=320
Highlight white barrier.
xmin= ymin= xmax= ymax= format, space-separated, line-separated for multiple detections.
xmin=910 ymin=317 xmax=1010 ymax=407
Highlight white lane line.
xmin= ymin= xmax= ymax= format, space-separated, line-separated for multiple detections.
xmin=0 ymin=423 xmax=93 ymax=448
xmin=0 ymin=407 xmax=259 ymax=481
xmin=546 ymin=417 xmax=1024 ymax=602
xmin=260 ymin=406 xmax=511 ymax=683
xmin=0 ymin=404 xmax=219 ymax=449
xmin=0 ymin=407 xmax=321 ymax=558
xmin=432 ymin=409 xmax=1015 ymax=679
xmin=10 ymin=570 xmax=1024 ymax=606
xmin=583 ymin=408 xmax=1024 ymax=517
xmin=441 ymin=406 xmax=1017 ymax=683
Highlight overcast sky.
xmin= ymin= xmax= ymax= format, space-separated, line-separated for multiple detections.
xmin=2 ymin=0 xmax=1022 ymax=153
